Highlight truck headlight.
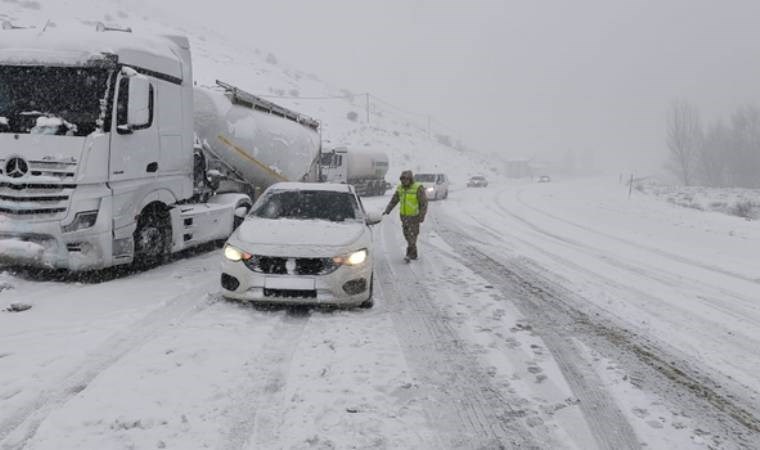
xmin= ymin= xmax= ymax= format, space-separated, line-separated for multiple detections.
xmin=224 ymin=244 xmax=252 ymax=262
xmin=333 ymin=249 xmax=368 ymax=266
xmin=62 ymin=210 xmax=99 ymax=233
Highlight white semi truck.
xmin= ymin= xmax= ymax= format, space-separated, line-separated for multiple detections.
xmin=0 ymin=24 xmax=321 ymax=270
xmin=319 ymin=146 xmax=389 ymax=196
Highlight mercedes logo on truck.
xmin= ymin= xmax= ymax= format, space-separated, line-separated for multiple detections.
xmin=5 ymin=157 xmax=29 ymax=178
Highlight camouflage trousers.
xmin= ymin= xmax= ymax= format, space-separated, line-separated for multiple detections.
xmin=401 ymin=216 xmax=421 ymax=259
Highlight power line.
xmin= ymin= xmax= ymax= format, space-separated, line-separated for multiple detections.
xmin=247 ymin=89 xmax=466 ymax=144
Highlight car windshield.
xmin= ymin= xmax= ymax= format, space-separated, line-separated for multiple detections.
xmin=251 ymin=190 xmax=360 ymax=222
xmin=0 ymin=65 xmax=112 ymax=136
xmin=414 ymin=174 xmax=436 ymax=182
xmin=472 ymin=176 xmax=485 ymax=180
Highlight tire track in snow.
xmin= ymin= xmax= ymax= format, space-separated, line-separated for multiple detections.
xmin=433 ymin=224 xmax=641 ymax=450
xmin=483 ymin=188 xmax=760 ymax=388
xmin=434 ymin=216 xmax=760 ymax=447
xmin=513 ymin=188 xmax=760 ymax=285
xmin=490 ymin=188 xmax=760 ymax=324
xmin=0 ymin=277 xmax=219 ymax=450
xmin=221 ymin=308 xmax=310 ymax=450
xmin=376 ymin=216 xmax=541 ymax=449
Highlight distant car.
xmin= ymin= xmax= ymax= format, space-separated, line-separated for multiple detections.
xmin=467 ymin=175 xmax=489 ymax=187
xmin=414 ymin=173 xmax=449 ymax=200
xmin=220 ymin=182 xmax=381 ymax=308
xmin=537 ymin=175 xmax=551 ymax=183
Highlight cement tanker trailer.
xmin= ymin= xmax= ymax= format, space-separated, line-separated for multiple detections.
xmin=193 ymin=81 xmax=321 ymax=198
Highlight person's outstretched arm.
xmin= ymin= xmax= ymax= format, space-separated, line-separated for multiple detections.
xmin=384 ymin=190 xmax=399 ymax=215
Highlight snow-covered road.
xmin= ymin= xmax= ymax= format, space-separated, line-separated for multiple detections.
xmin=1 ymin=177 xmax=759 ymax=449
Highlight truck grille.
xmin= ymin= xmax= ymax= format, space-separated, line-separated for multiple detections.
xmin=0 ymin=160 xmax=76 ymax=180
xmin=0 ymin=182 xmax=75 ymax=218
xmin=244 ymin=256 xmax=337 ymax=275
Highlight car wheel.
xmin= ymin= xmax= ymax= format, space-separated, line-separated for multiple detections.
xmin=443 ymin=190 xmax=448 ymax=199
xmin=358 ymin=274 xmax=374 ymax=309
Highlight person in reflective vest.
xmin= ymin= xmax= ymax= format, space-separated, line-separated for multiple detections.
xmin=383 ymin=170 xmax=428 ymax=260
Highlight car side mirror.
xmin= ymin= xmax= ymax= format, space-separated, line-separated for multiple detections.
xmin=365 ymin=211 xmax=383 ymax=226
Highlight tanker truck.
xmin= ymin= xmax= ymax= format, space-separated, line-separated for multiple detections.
xmin=319 ymin=146 xmax=389 ymax=196
xmin=0 ymin=23 xmax=320 ymax=271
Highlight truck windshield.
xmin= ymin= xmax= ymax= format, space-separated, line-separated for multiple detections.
xmin=0 ymin=65 xmax=111 ymax=137
xmin=252 ymin=190 xmax=360 ymax=222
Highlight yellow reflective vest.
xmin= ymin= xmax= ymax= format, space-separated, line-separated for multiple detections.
xmin=397 ymin=182 xmax=422 ymax=217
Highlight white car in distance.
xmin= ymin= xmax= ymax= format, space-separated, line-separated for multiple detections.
xmin=414 ymin=173 xmax=449 ymax=200
xmin=220 ymin=182 xmax=382 ymax=308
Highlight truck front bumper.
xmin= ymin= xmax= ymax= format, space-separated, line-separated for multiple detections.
xmin=0 ymin=220 xmax=113 ymax=271
xmin=0 ymin=192 xmax=117 ymax=271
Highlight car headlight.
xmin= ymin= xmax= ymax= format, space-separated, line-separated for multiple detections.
xmin=425 ymin=187 xmax=434 ymax=192
xmin=62 ymin=210 xmax=99 ymax=233
xmin=224 ymin=244 xmax=252 ymax=262
xmin=333 ymin=249 xmax=368 ymax=266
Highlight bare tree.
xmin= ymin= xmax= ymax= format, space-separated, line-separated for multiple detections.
xmin=728 ymin=106 xmax=760 ymax=188
xmin=698 ymin=120 xmax=730 ymax=187
xmin=666 ymin=99 xmax=702 ymax=185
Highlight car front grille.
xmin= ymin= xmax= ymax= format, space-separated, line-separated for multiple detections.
xmin=244 ymin=256 xmax=338 ymax=275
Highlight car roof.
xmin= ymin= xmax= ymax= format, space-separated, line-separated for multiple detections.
xmin=266 ymin=182 xmax=355 ymax=193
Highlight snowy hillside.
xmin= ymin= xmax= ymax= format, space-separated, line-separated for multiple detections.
xmin=1 ymin=0 xmax=493 ymax=183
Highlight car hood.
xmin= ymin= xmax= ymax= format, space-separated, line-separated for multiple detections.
xmin=230 ymin=217 xmax=368 ymax=257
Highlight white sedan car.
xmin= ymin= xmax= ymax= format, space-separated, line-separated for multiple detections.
xmin=220 ymin=182 xmax=381 ymax=308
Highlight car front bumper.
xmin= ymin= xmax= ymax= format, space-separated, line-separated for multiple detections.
xmin=220 ymin=257 xmax=373 ymax=306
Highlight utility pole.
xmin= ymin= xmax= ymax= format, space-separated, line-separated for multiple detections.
xmin=365 ymin=93 xmax=370 ymax=124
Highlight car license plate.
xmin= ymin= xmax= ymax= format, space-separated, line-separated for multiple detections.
xmin=264 ymin=277 xmax=315 ymax=290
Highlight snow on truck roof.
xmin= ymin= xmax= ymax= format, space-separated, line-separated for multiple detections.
xmin=0 ymin=24 xmax=185 ymax=80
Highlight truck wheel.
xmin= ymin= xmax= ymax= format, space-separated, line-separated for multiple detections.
xmin=133 ymin=208 xmax=171 ymax=268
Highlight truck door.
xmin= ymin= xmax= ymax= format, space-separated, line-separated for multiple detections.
xmin=109 ymin=72 xmax=160 ymax=186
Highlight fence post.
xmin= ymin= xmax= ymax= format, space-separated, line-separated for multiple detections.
xmin=628 ymin=174 xmax=634 ymax=199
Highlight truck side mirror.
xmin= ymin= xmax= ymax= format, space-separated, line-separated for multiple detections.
xmin=128 ymin=76 xmax=152 ymax=129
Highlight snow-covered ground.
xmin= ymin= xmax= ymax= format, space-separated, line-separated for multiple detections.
xmin=634 ymin=179 xmax=760 ymax=221
xmin=3 ymin=1 xmax=760 ymax=449
xmin=3 ymin=178 xmax=760 ymax=449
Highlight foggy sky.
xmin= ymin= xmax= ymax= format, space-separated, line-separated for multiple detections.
xmin=138 ymin=0 xmax=760 ymax=173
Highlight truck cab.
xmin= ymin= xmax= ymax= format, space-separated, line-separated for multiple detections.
xmin=319 ymin=146 xmax=389 ymax=197
xmin=320 ymin=147 xmax=348 ymax=184
xmin=0 ymin=24 xmax=247 ymax=270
